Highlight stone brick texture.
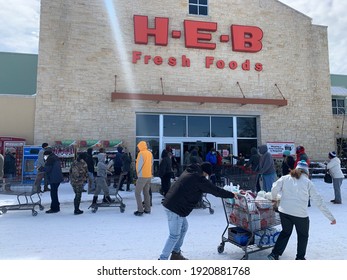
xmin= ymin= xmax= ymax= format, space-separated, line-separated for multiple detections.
xmin=35 ymin=0 xmax=334 ymax=161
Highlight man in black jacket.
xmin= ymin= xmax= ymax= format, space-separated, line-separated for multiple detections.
xmin=44 ymin=148 xmax=64 ymax=213
xmin=158 ymin=162 xmax=235 ymax=260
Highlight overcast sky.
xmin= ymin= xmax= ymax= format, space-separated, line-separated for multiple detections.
xmin=0 ymin=0 xmax=346 ymax=74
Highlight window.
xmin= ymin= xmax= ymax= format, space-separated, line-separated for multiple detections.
xmin=237 ymin=117 xmax=257 ymax=137
xmin=164 ymin=115 xmax=187 ymax=137
xmin=136 ymin=114 xmax=159 ymax=136
xmin=189 ymin=0 xmax=208 ymax=16
xmin=332 ymin=98 xmax=345 ymax=115
xmin=188 ymin=116 xmax=210 ymax=137
xmin=211 ymin=116 xmax=233 ymax=137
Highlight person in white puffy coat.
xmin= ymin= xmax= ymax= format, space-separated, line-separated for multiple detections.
xmin=326 ymin=151 xmax=344 ymax=204
xmin=268 ymin=161 xmax=336 ymax=260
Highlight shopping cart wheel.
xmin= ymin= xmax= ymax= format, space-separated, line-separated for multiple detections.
xmin=0 ymin=207 xmax=7 ymax=214
xmin=92 ymin=207 xmax=98 ymax=213
xmin=120 ymin=207 xmax=125 ymax=213
xmin=121 ymin=203 xmax=126 ymax=208
xmin=32 ymin=210 xmax=38 ymax=216
xmin=217 ymin=243 xmax=225 ymax=253
xmin=209 ymin=208 xmax=214 ymax=214
xmin=39 ymin=205 xmax=44 ymax=211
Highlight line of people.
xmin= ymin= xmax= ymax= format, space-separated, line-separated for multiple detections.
xmin=30 ymin=143 xmax=137 ymax=215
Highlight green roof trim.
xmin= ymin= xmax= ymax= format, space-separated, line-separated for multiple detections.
xmin=0 ymin=52 xmax=37 ymax=95
xmin=331 ymin=74 xmax=347 ymax=88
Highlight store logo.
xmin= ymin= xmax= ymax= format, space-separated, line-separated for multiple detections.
xmin=132 ymin=15 xmax=263 ymax=71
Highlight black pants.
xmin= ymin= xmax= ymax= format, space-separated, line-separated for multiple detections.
xmin=272 ymin=212 xmax=309 ymax=260
xmin=119 ymin=171 xmax=132 ymax=190
xmin=49 ymin=183 xmax=61 ymax=211
xmin=113 ymin=167 xmax=122 ymax=186
xmin=160 ymin=173 xmax=172 ymax=196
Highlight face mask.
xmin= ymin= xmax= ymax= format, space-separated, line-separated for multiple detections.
xmin=44 ymin=155 xmax=48 ymax=160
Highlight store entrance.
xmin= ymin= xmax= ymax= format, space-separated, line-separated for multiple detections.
xmin=183 ymin=141 xmax=215 ymax=162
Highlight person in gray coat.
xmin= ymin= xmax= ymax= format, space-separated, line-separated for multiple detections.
xmin=258 ymin=145 xmax=276 ymax=192
xmin=33 ymin=142 xmax=50 ymax=193
xmin=92 ymin=153 xmax=114 ymax=205
xmin=326 ymin=151 xmax=344 ymax=204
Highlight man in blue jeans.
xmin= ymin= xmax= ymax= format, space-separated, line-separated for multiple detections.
xmin=159 ymin=162 xmax=235 ymax=260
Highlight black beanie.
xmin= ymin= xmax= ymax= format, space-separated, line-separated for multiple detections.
xmin=43 ymin=147 xmax=53 ymax=155
xmin=201 ymin=162 xmax=212 ymax=176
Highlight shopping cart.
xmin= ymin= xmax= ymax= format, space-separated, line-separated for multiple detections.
xmin=222 ymin=170 xmax=259 ymax=193
xmin=88 ymin=174 xmax=126 ymax=213
xmin=0 ymin=182 xmax=44 ymax=216
xmin=194 ymin=193 xmax=214 ymax=214
xmin=217 ymin=193 xmax=281 ymax=259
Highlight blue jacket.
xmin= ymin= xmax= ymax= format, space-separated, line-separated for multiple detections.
xmin=205 ymin=151 xmax=217 ymax=165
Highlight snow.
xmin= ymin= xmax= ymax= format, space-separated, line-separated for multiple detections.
xmin=0 ymin=177 xmax=346 ymax=261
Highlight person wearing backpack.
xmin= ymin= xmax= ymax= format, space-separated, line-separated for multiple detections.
xmin=69 ymin=152 xmax=88 ymax=215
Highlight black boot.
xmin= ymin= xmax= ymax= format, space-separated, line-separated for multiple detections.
xmin=103 ymin=195 xmax=115 ymax=203
xmin=92 ymin=196 xmax=98 ymax=206
xmin=74 ymin=199 xmax=83 ymax=215
xmin=74 ymin=209 xmax=83 ymax=215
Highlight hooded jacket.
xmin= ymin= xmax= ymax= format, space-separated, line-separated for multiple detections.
xmin=294 ymin=146 xmax=310 ymax=167
xmin=327 ymin=156 xmax=344 ymax=179
xmin=258 ymin=145 xmax=276 ymax=175
xmin=96 ymin=153 xmax=108 ymax=178
xmin=245 ymin=147 xmax=260 ymax=171
xmin=136 ymin=141 xmax=153 ymax=178
xmin=163 ymin=164 xmax=234 ymax=217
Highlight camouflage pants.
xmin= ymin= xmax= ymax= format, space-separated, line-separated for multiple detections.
xmin=71 ymin=183 xmax=85 ymax=206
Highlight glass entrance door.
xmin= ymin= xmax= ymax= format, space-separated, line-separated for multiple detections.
xmin=164 ymin=143 xmax=182 ymax=177
xmin=216 ymin=143 xmax=233 ymax=165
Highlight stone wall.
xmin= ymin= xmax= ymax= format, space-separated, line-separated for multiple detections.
xmin=35 ymin=0 xmax=334 ymax=160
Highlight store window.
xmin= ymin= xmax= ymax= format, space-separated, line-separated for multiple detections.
xmin=211 ymin=116 xmax=233 ymax=137
xmin=237 ymin=117 xmax=257 ymax=137
xmin=188 ymin=116 xmax=210 ymax=137
xmin=163 ymin=115 xmax=187 ymax=137
xmin=136 ymin=114 xmax=159 ymax=136
xmin=188 ymin=0 xmax=208 ymax=16
xmin=237 ymin=139 xmax=258 ymax=159
xmin=332 ymin=98 xmax=345 ymax=115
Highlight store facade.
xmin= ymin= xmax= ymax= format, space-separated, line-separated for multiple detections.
xmin=34 ymin=0 xmax=335 ymax=168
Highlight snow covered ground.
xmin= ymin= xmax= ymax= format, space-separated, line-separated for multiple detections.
xmin=1 ymin=177 xmax=346 ymax=261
